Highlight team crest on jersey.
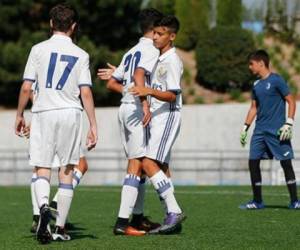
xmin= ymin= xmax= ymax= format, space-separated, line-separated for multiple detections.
xmin=157 ymin=66 xmax=167 ymax=81
xmin=266 ymin=82 xmax=271 ymax=90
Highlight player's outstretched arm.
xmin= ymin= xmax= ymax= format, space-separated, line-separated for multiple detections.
xmin=97 ymin=63 xmax=116 ymax=80
xmin=15 ymin=81 xmax=32 ymax=136
xmin=80 ymin=86 xmax=98 ymax=150
xmin=240 ymin=100 xmax=257 ymax=147
xmin=278 ymin=94 xmax=296 ymax=141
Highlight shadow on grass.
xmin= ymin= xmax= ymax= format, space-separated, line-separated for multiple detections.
xmin=264 ymin=205 xmax=289 ymax=209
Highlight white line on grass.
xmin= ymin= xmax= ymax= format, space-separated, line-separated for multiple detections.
xmin=78 ymin=187 xmax=289 ymax=197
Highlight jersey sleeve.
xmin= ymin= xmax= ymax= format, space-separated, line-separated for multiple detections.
xmin=23 ymin=47 xmax=37 ymax=82
xmin=251 ymin=88 xmax=256 ymax=100
xmin=78 ymin=54 xmax=92 ymax=87
xmin=165 ymin=60 xmax=182 ymax=94
xmin=136 ymin=48 xmax=159 ymax=75
xmin=276 ymin=76 xmax=290 ymax=97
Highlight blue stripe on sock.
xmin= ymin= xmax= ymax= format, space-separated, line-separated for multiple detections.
xmin=31 ymin=177 xmax=37 ymax=183
xmin=156 ymin=180 xmax=171 ymax=195
xmin=123 ymin=174 xmax=140 ymax=188
xmin=59 ymin=183 xmax=73 ymax=190
xmin=73 ymin=173 xmax=81 ymax=185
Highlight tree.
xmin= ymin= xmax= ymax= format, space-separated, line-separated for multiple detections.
xmin=175 ymin=0 xmax=210 ymax=50
xmin=196 ymin=26 xmax=256 ymax=92
xmin=217 ymin=0 xmax=242 ymax=27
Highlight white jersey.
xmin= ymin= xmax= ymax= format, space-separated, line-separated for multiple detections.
xmin=150 ymin=47 xmax=183 ymax=111
xmin=112 ymin=37 xmax=159 ymax=104
xmin=23 ymin=34 xmax=92 ymax=113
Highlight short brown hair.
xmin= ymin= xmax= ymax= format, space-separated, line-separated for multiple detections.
xmin=248 ymin=50 xmax=270 ymax=68
xmin=50 ymin=4 xmax=78 ymax=32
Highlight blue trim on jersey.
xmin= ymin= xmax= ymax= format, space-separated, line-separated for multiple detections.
xmin=23 ymin=78 xmax=35 ymax=82
xmin=156 ymin=106 xmax=176 ymax=162
xmin=59 ymin=183 xmax=73 ymax=190
xmin=111 ymin=76 xmax=123 ymax=83
xmin=79 ymin=83 xmax=92 ymax=88
xmin=168 ymin=89 xmax=182 ymax=95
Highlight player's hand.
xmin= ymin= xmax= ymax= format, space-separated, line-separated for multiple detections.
xmin=15 ymin=115 xmax=26 ymax=137
xmin=278 ymin=118 xmax=293 ymax=141
xmin=129 ymin=86 xmax=151 ymax=97
xmin=142 ymin=104 xmax=151 ymax=127
xmin=86 ymin=126 xmax=98 ymax=151
xmin=23 ymin=124 xmax=31 ymax=139
xmin=97 ymin=63 xmax=116 ymax=80
xmin=240 ymin=124 xmax=250 ymax=147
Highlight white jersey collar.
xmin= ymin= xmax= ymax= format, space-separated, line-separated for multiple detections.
xmin=139 ymin=37 xmax=154 ymax=44
xmin=158 ymin=47 xmax=176 ymax=62
xmin=50 ymin=34 xmax=73 ymax=43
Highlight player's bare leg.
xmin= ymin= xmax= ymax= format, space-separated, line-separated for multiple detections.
xmin=51 ymin=157 xmax=88 ymax=209
xmin=52 ymin=165 xmax=74 ymax=241
xmin=114 ymin=159 xmax=146 ymax=236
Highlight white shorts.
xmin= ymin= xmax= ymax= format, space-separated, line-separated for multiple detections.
xmin=118 ymin=103 xmax=146 ymax=159
xmin=146 ymin=109 xmax=181 ymax=164
xmin=29 ymin=108 xmax=83 ymax=168
xmin=51 ymin=145 xmax=86 ymax=168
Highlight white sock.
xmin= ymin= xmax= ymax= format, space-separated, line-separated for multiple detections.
xmin=132 ymin=177 xmax=146 ymax=215
xmin=35 ymin=176 xmax=50 ymax=208
xmin=52 ymin=191 xmax=58 ymax=203
xmin=72 ymin=168 xmax=83 ymax=189
xmin=160 ymin=178 xmax=175 ymax=214
xmin=52 ymin=168 xmax=83 ymax=204
xmin=118 ymin=174 xmax=140 ymax=218
xmin=31 ymin=173 xmax=40 ymax=215
xmin=56 ymin=184 xmax=74 ymax=228
xmin=150 ymin=171 xmax=181 ymax=214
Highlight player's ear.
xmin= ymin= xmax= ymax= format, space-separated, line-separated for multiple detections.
xmin=71 ymin=22 xmax=77 ymax=32
xmin=170 ymin=33 xmax=176 ymax=42
xmin=50 ymin=19 xmax=53 ymax=29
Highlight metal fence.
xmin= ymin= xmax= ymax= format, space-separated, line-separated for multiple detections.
xmin=1 ymin=149 xmax=300 ymax=186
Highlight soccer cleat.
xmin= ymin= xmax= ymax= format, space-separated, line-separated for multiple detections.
xmin=30 ymin=215 xmax=40 ymax=233
xmin=288 ymin=200 xmax=300 ymax=209
xmin=159 ymin=212 xmax=186 ymax=235
xmin=36 ymin=204 xmax=52 ymax=244
xmin=113 ymin=225 xmax=146 ymax=236
xmin=130 ymin=215 xmax=161 ymax=232
xmin=239 ymin=200 xmax=265 ymax=210
xmin=52 ymin=226 xmax=71 ymax=241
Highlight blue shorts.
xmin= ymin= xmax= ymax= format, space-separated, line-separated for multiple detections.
xmin=250 ymin=130 xmax=294 ymax=160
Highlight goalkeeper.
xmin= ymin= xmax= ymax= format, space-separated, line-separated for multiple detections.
xmin=240 ymin=49 xmax=299 ymax=209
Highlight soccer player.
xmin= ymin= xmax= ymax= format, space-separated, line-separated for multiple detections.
xmin=26 ymin=83 xmax=89 ymax=233
xmin=15 ymin=4 xmax=97 ymax=243
xmin=98 ymin=8 xmax=163 ymax=236
xmin=239 ymin=49 xmax=299 ymax=209
xmin=129 ymin=15 xmax=186 ymax=234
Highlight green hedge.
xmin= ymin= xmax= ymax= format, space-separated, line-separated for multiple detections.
xmin=196 ymin=26 xmax=256 ymax=92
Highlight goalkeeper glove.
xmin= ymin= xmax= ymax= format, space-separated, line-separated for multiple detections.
xmin=240 ymin=123 xmax=250 ymax=147
xmin=278 ymin=118 xmax=293 ymax=141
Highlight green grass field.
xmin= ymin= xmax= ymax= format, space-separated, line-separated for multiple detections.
xmin=1 ymin=186 xmax=300 ymax=250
